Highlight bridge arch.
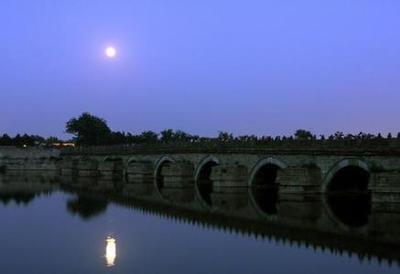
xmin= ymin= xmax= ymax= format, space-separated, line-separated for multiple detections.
xmin=194 ymin=155 xmax=220 ymax=209
xmin=103 ymin=156 xmax=122 ymax=162
xmin=153 ymin=156 xmax=175 ymax=192
xmin=123 ymin=157 xmax=140 ymax=182
xmin=194 ymin=155 xmax=220 ymax=182
xmin=103 ymin=156 xmax=123 ymax=167
xmin=248 ymin=157 xmax=287 ymax=216
xmin=126 ymin=157 xmax=139 ymax=166
xmin=322 ymin=159 xmax=370 ymax=193
xmin=248 ymin=157 xmax=287 ymax=187
xmin=0 ymin=152 xmax=5 ymax=172
xmin=323 ymin=159 xmax=371 ymax=229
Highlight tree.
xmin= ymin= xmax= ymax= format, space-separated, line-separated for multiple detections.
xmin=333 ymin=131 xmax=345 ymax=140
xmin=66 ymin=112 xmax=112 ymax=146
xmin=13 ymin=134 xmax=22 ymax=146
xmin=160 ymin=129 xmax=174 ymax=143
xmin=46 ymin=136 xmax=62 ymax=144
xmin=174 ymin=130 xmax=191 ymax=142
xmin=138 ymin=131 xmax=159 ymax=143
xmin=20 ymin=134 xmax=35 ymax=146
xmin=110 ymin=131 xmax=127 ymax=145
xmin=294 ymin=129 xmax=313 ymax=140
xmin=217 ymin=131 xmax=233 ymax=142
xmin=0 ymin=134 xmax=13 ymax=146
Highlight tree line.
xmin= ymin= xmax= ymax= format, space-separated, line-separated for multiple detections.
xmin=0 ymin=134 xmax=64 ymax=147
xmin=1 ymin=112 xmax=400 ymax=147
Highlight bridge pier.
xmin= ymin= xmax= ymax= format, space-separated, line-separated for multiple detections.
xmin=161 ymin=161 xmax=194 ymax=188
xmin=122 ymin=183 xmax=156 ymax=199
xmin=370 ymin=201 xmax=400 ymax=242
xmin=370 ymin=171 xmax=400 ymax=203
xmin=77 ymin=159 xmax=98 ymax=177
xmin=159 ymin=188 xmax=195 ymax=205
xmin=60 ymin=159 xmax=78 ymax=176
xmin=93 ymin=178 xmax=117 ymax=192
xmin=72 ymin=176 xmax=98 ymax=189
xmin=210 ymin=188 xmax=249 ymax=214
xmin=278 ymin=194 xmax=322 ymax=223
xmin=126 ymin=161 xmax=153 ymax=184
xmin=98 ymin=160 xmax=123 ymax=180
xmin=211 ymin=164 xmax=248 ymax=189
xmin=279 ymin=167 xmax=322 ymax=194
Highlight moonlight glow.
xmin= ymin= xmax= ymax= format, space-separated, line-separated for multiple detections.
xmin=105 ymin=46 xmax=117 ymax=58
xmin=105 ymin=237 xmax=116 ymax=267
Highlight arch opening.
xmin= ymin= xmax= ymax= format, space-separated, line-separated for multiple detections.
xmin=250 ymin=164 xmax=281 ymax=215
xmin=126 ymin=157 xmax=138 ymax=166
xmin=196 ymin=160 xmax=219 ymax=207
xmin=326 ymin=165 xmax=371 ymax=228
xmin=155 ymin=160 xmax=172 ymax=191
xmin=125 ymin=159 xmax=137 ymax=182
xmin=0 ymin=154 xmax=5 ymax=173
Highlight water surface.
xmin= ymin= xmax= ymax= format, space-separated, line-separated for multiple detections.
xmin=0 ymin=175 xmax=399 ymax=274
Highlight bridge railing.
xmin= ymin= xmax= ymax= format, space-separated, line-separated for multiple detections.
xmin=61 ymin=139 xmax=400 ymax=156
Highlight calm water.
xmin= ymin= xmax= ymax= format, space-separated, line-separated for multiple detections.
xmin=0 ymin=174 xmax=399 ymax=274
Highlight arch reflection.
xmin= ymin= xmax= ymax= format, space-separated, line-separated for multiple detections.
xmin=325 ymin=165 xmax=371 ymax=228
xmin=249 ymin=163 xmax=282 ymax=216
xmin=195 ymin=159 xmax=219 ymax=208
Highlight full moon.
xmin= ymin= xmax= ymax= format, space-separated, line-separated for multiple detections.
xmin=105 ymin=46 xmax=117 ymax=58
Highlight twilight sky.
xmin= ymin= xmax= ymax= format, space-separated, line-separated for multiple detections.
xmin=1 ymin=0 xmax=399 ymax=138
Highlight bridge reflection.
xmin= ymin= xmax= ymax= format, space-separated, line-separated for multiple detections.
xmin=1 ymin=172 xmax=400 ymax=266
xmin=0 ymin=172 xmax=56 ymax=206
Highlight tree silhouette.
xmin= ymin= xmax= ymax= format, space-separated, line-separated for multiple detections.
xmin=138 ymin=131 xmax=158 ymax=143
xmin=66 ymin=196 xmax=108 ymax=220
xmin=294 ymin=129 xmax=313 ymax=140
xmin=66 ymin=112 xmax=112 ymax=146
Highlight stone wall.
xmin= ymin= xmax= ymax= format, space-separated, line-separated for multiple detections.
xmin=0 ymin=147 xmax=61 ymax=172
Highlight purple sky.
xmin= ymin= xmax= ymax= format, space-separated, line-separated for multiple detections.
xmin=1 ymin=0 xmax=400 ymax=138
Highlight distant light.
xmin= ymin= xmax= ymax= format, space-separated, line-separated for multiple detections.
xmin=23 ymin=144 xmax=27 ymax=148
xmin=51 ymin=142 xmax=75 ymax=147
xmin=105 ymin=46 xmax=117 ymax=58
xmin=105 ymin=236 xmax=116 ymax=267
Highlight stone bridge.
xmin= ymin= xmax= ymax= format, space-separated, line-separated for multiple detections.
xmin=54 ymin=147 xmax=400 ymax=204
xmin=2 ymin=146 xmax=400 ymax=262
xmin=1 ymin=146 xmax=400 ymax=203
